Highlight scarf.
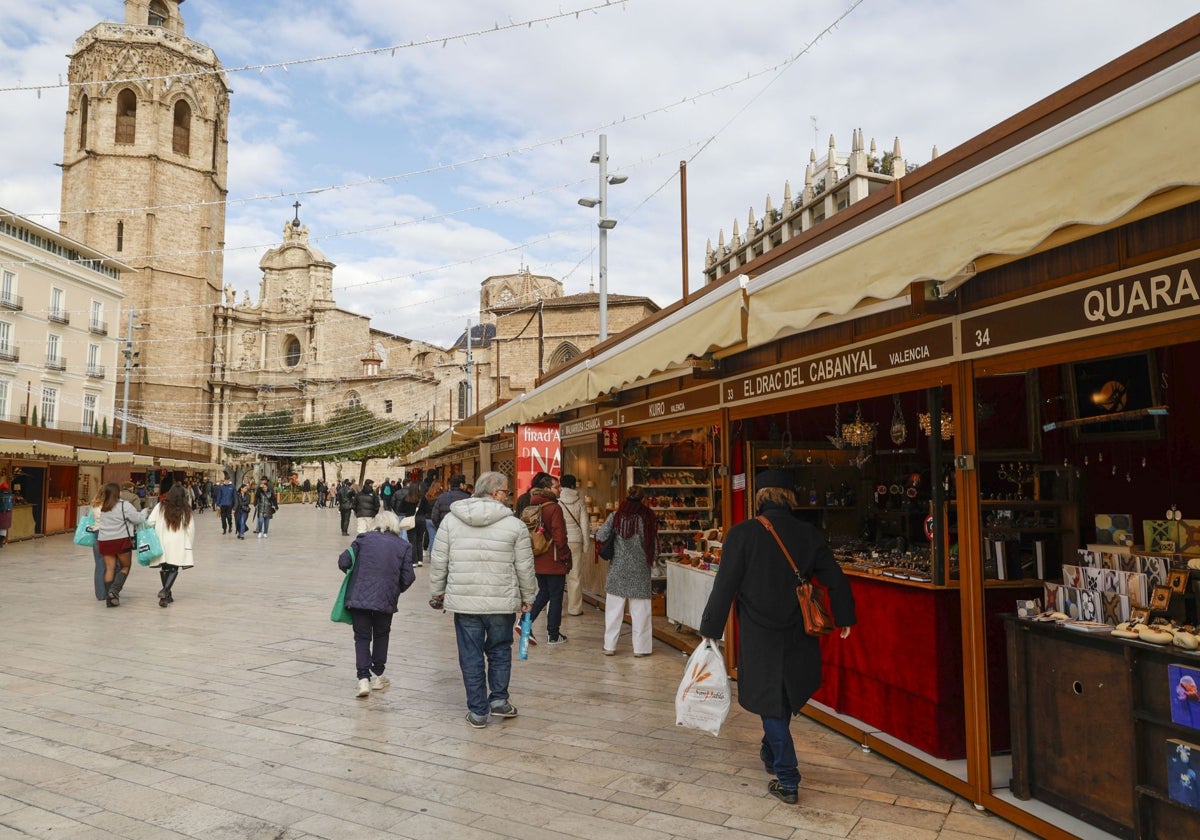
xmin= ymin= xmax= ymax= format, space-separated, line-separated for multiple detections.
xmin=615 ymin=499 xmax=658 ymax=566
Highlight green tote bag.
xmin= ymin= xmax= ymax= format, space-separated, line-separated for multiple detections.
xmin=330 ymin=545 xmax=357 ymax=624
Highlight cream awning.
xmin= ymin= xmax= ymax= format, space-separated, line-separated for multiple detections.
xmin=32 ymin=440 xmax=75 ymax=458
xmin=484 ymin=280 xmax=746 ymax=433
xmin=746 ymin=53 xmax=1200 ymax=347
xmin=74 ymin=448 xmax=110 ymax=464
xmin=131 ymin=454 xmax=155 ymax=466
xmin=0 ymin=439 xmax=37 ymax=457
xmin=106 ymin=452 xmax=135 ymax=465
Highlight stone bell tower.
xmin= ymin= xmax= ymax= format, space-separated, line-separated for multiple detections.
xmin=59 ymin=0 xmax=230 ymax=452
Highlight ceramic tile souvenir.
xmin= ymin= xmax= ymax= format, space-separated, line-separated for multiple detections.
xmin=1099 ymin=551 xmax=1120 ymax=570
xmin=1140 ymin=555 xmax=1169 ymax=588
xmin=1169 ymin=664 xmax=1200 ymax=731
xmin=1095 ymin=513 xmax=1134 ymax=545
xmin=1167 ymin=739 xmax=1200 ymax=808
xmin=1063 ymin=587 xmax=1082 ymax=620
xmin=1119 ymin=594 xmax=1131 ymax=622
xmin=1084 ymin=568 xmax=1103 ymax=592
xmin=1100 ymin=569 xmax=1120 ymax=593
xmin=1119 ymin=552 xmax=1139 ymax=573
xmin=1044 ymin=582 xmax=1064 ymax=612
xmin=1120 ymin=571 xmax=1148 ymax=606
xmin=1144 ymin=520 xmax=1179 ymax=552
xmin=1079 ymin=590 xmax=1102 ymax=622
xmin=1101 ymin=592 xmax=1122 ymax=624
xmin=1062 ymin=565 xmax=1083 ymax=589
xmin=1179 ymin=520 xmax=1200 ymax=555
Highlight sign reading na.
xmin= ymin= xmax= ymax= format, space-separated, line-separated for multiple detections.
xmin=516 ymin=423 xmax=561 ymax=495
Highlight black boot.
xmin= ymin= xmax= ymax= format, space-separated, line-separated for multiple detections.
xmin=107 ymin=570 xmax=128 ymax=607
xmin=158 ymin=567 xmax=178 ymax=607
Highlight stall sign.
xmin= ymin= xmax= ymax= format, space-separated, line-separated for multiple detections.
xmin=516 ymin=423 xmax=561 ymax=492
xmin=600 ymin=427 xmax=621 ymax=454
xmin=617 ymin=383 xmax=721 ymax=426
xmin=960 ymin=251 xmax=1200 ymax=358
xmin=491 ymin=437 xmax=515 ymax=454
xmin=724 ymin=320 xmax=954 ymax=406
xmin=560 ymin=410 xmax=616 ymax=439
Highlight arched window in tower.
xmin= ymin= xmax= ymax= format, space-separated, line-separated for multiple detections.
xmin=172 ymin=100 xmax=191 ymax=156
xmin=283 ymin=335 xmax=302 ymax=368
xmin=148 ymin=0 xmax=169 ymax=26
xmin=346 ymin=391 xmax=362 ymax=409
xmin=115 ymin=89 xmax=137 ymax=145
xmin=457 ymin=381 xmax=470 ymax=420
xmin=211 ymin=116 xmax=221 ymax=170
xmin=547 ymin=341 xmax=580 ymax=371
xmin=78 ymin=94 xmax=88 ymax=150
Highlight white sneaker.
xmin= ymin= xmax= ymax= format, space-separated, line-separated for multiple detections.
xmin=356 ymin=678 xmax=370 ymax=698
xmin=369 ymin=674 xmax=389 ymax=691
xmin=258 ymin=533 xmax=264 ymax=539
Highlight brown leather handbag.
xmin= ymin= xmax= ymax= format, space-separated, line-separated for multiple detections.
xmin=756 ymin=516 xmax=836 ymax=637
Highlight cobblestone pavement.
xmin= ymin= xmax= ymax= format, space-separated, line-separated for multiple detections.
xmin=0 ymin=505 xmax=1036 ymax=839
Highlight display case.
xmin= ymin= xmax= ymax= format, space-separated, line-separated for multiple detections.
xmin=944 ymin=499 xmax=1080 ymax=583
xmin=627 ymin=466 xmax=716 ymax=554
xmin=1005 ymin=617 xmax=1200 ymax=839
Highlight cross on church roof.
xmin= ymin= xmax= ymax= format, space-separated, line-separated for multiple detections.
xmin=292 ymin=201 xmax=302 ymax=227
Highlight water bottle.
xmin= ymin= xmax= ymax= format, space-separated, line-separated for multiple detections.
xmin=518 ymin=612 xmax=532 ymax=660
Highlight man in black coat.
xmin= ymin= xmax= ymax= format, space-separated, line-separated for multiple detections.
xmin=700 ymin=470 xmax=855 ymax=805
xmin=354 ymin=479 xmax=381 ymax=534
xmin=430 ymin=474 xmax=470 ymax=532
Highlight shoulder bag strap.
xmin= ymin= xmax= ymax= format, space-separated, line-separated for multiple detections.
xmin=756 ymin=515 xmax=806 ymax=582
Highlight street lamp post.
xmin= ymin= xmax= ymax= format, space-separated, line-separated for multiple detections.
xmin=579 ymin=134 xmax=626 ymax=342
xmin=120 ymin=306 xmax=146 ymax=444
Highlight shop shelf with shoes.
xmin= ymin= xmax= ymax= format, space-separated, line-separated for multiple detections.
xmin=627 ymin=465 xmax=717 ymax=554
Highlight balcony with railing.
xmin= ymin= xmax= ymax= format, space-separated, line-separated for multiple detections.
xmin=87 ymin=364 xmax=106 ymax=379
xmin=0 ymin=345 xmax=18 ymax=363
xmin=0 ymin=293 xmax=23 ymax=311
xmin=48 ymin=309 xmax=70 ymax=325
xmin=89 ymin=320 xmax=108 ymax=335
xmin=45 ymin=354 xmax=67 ymax=371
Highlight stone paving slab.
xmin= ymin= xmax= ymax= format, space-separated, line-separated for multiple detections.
xmin=0 ymin=505 xmax=1037 ymax=839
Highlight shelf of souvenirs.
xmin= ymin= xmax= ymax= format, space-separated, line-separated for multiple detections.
xmin=831 ymin=541 xmax=1046 ymax=591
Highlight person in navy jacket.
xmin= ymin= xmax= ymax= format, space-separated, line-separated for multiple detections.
xmin=338 ymin=510 xmax=416 ymax=697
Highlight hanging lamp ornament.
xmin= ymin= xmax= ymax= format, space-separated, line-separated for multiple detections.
xmin=918 ymin=409 xmax=954 ymax=440
xmin=890 ymin=394 xmax=907 ymax=445
xmin=841 ymin=403 xmax=877 ymax=448
xmin=827 ymin=403 xmax=846 ymax=450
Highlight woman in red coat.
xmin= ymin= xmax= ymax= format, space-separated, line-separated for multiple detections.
xmin=700 ymin=470 xmax=855 ymax=805
xmin=523 ymin=472 xmax=572 ymax=644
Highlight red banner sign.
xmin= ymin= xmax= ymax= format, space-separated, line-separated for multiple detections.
xmin=516 ymin=423 xmax=561 ymax=495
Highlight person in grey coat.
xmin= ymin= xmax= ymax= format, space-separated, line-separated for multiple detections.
xmin=338 ymin=510 xmax=416 ymax=698
xmin=429 ymin=472 xmax=536 ymax=729
xmin=700 ymin=470 xmax=855 ymax=806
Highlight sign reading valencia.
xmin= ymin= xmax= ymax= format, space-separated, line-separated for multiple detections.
xmin=724 ymin=320 xmax=954 ymax=406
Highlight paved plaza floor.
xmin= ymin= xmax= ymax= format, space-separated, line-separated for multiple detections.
xmin=0 ymin=504 xmax=1037 ymax=839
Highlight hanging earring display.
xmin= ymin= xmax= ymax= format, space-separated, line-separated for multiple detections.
xmin=890 ymin=395 xmax=907 ymax=445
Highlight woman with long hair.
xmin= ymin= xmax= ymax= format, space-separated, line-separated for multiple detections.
xmin=95 ymin=481 xmax=146 ymax=607
xmin=595 ymin=485 xmax=659 ymax=656
xmin=393 ymin=481 xmax=430 ymax=567
xmin=88 ymin=488 xmax=106 ymax=600
xmin=147 ymin=484 xmax=195 ymax=607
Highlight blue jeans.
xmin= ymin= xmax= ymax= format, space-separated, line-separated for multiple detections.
xmin=235 ymin=509 xmax=248 ymax=536
xmin=530 ymin=573 xmax=565 ymax=638
xmin=257 ymin=515 xmax=271 ymax=535
xmin=453 ymin=613 xmax=515 ymax=717
xmin=761 ymin=714 xmax=800 ymax=789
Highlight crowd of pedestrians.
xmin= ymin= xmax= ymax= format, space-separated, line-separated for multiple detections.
xmin=72 ymin=465 xmax=857 ymax=806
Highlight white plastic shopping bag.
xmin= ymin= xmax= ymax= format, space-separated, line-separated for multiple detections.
xmin=675 ymin=639 xmax=731 ymax=736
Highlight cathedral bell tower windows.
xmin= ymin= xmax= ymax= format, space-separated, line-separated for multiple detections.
xmin=78 ymin=95 xmax=88 ymax=150
xmin=115 ymin=89 xmax=136 ymax=145
xmin=148 ymin=1 xmax=169 ymax=27
xmin=172 ymin=100 xmax=191 ymax=156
